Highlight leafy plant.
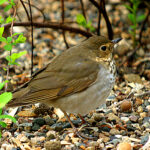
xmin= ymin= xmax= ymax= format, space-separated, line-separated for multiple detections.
xmin=0 ymin=82 xmax=16 ymax=138
xmin=0 ymin=0 xmax=26 ymax=138
xmin=76 ymin=14 xmax=95 ymax=32
xmin=124 ymin=0 xmax=146 ymax=48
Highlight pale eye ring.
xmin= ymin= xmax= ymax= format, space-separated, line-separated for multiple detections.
xmin=100 ymin=45 xmax=107 ymax=51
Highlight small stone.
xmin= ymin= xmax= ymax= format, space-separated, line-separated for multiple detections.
xmin=72 ymin=137 xmax=79 ymax=144
xmin=110 ymin=128 xmax=120 ymax=135
xmin=85 ymin=147 xmax=95 ymax=150
xmin=44 ymin=141 xmax=61 ymax=150
xmin=135 ymin=98 xmax=143 ymax=105
xmin=107 ymin=113 xmax=120 ymax=123
xmin=33 ymin=117 xmax=45 ymax=126
xmin=121 ymin=117 xmax=129 ymax=122
xmin=32 ymin=123 xmax=40 ymax=131
xmin=140 ymin=134 xmax=149 ymax=145
xmin=20 ymin=135 xmax=29 ymax=142
xmin=137 ymin=106 xmax=143 ymax=113
xmin=46 ymin=131 xmax=56 ymax=140
xmin=117 ymin=142 xmax=132 ymax=150
xmin=126 ymin=124 xmax=136 ymax=131
xmin=124 ymin=74 xmax=142 ymax=84
xmin=140 ymin=112 xmax=147 ymax=118
xmin=120 ymin=100 xmax=132 ymax=112
xmin=51 ymin=124 xmax=63 ymax=132
xmin=89 ymin=141 xmax=99 ymax=147
xmin=44 ymin=115 xmax=55 ymax=126
xmin=93 ymin=113 xmax=103 ymax=122
xmin=129 ymin=115 xmax=138 ymax=122
xmin=146 ymin=105 xmax=150 ymax=111
xmin=24 ymin=126 xmax=31 ymax=132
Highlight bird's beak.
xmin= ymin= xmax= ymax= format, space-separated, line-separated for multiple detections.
xmin=112 ymin=38 xmax=122 ymax=44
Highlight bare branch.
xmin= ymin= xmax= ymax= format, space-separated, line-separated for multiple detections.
xmin=4 ymin=22 xmax=93 ymax=37
xmin=61 ymin=0 xmax=69 ymax=48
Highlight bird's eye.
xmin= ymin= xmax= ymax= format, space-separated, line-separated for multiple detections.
xmin=100 ymin=45 xmax=107 ymax=51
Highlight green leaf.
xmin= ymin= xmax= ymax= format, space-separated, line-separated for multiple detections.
xmin=0 ymin=0 xmax=7 ymax=5
xmin=0 ymin=82 xmax=5 ymax=90
xmin=0 ymin=37 xmax=6 ymax=42
xmin=128 ymin=13 xmax=136 ymax=24
xmin=4 ymin=4 xmax=12 ymax=12
xmin=0 ymin=27 xmax=4 ymax=37
xmin=0 ymin=16 xmax=5 ymax=24
xmin=4 ymin=44 xmax=12 ymax=51
xmin=0 ymin=109 xmax=2 ymax=115
xmin=6 ymin=16 xmax=13 ymax=23
xmin=130 ymin=24 xmax=136 ymax=30
xmin=0 ymin=121 xmax=7 ymax=127
xmin=0 ymin=92 xmax=12 ymax=109
xmin=76 ymin=14 xmax=87 ymax=27
xmin=7 ymin=37 xmax=12 ymax=43
xmin=3 ymin=67 xmax=7 ymax=71
xmin=15 ymin=34 xmax=26 ymax=43
xmin=0 ymin=115 xmax=16 ymax=123
xmin=86 ymin=21 xmax=95 ymax=32
xmin=6 ymin=55 xmax=11 ymax=62
xmin=129 ymin=30 xmax=135 ymax=36
xmin=11 ymin=51 xmax=27 ymax=60
xmin=12 ymin=33 xmax=21 ymax=37
xmin=10 ymin=0 xmax=15 ymax=6
xmin=137 ymin=14 xmax=146 ymax=22
xmin=124 ymin=4 xmax=133 ymax=12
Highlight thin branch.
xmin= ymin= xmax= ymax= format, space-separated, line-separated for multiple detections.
xmin=22 ymin=0 xmax=46 ymax=22
xmin=61 ymin=0 xmax=69 ymax=48
xmin=80 ymin=0 xmax=86 ymax=20
xmin=20 ymin=0 xmax=30 ymax=20
xmin=97 ymin=0 xmax=102 ymax=35
xmin=28 ymin=0 xmax=34 ymax=75
xmin=139 ymin=9 xmax=150 ymax=45
xmin=89 ymin=0 xmax=113 ymax=39
xmin=4 ymin=22 xmax=93 ymax=37
xmin=5 ymin=2 xmax=18 ymax=92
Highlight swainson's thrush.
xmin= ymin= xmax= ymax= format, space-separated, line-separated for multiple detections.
xmin=7 ymin=35 xmax=122 ymax=138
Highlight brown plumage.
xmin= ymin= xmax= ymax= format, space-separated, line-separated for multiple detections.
xmin=7 ymin=35 xmax=112 ymax=108
xmin=7 ymin=35 xmax=122 ymax=139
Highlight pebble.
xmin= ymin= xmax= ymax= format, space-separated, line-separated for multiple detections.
xmin=110 ymin=128 xmax=120 ymax=135
xmin=120 ymin=100 xmax=132 ymax=112
xmin=46 ymin=131 xmax=56 ymax=140
xmin=32 ymin=123 xmax=40 ymax=131
xmin=51 ymin=123 xmax=63 ymax=132
xmin=121 ymin=117 xmax=129 ymax=122
xmin=137 ymin=106 xmax=143 ymax=113
xmin=44 ymin=115 xmax=55 ymax=126
xmin=93 ymin=113 xmax=104 ymax=122
xmin=117 ymin=142 xmax=132 ymax=150
xmin=140 ymin=134 xmax=149 ymax=145
xmin=129 ymin=115 xmax=138 ymax=122
xmin=33 ymin=117 xmax=46 ymax=126
xmin=107 ymin=113 xmax=120 ymax=123
xmin=44 ymin=141 xmax=61 ymax=150
xmin=31 ymin=136 xmax=46 ymax=145
xmin=126 ymin=124 xmax=136 ymax=131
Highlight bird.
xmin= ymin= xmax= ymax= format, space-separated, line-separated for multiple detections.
xmin=7 ymin=35 xmax=122 ymax=138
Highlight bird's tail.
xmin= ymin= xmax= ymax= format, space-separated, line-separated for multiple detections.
xmin=6 ymin=87 xmax=31 ymax=107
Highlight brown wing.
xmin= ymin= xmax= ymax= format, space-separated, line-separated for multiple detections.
xmin=7 ymin=46 xmax=99 ymax=107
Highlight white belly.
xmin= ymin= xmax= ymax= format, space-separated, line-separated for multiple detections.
xmin=51 ymin=65 xmax=115 ymax=114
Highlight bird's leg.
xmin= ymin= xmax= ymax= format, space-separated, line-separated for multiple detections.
xmin=61 ymin=110 xmax=83 ymax=138
xmin=62 ymin=110 xmax=96 ymax=140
